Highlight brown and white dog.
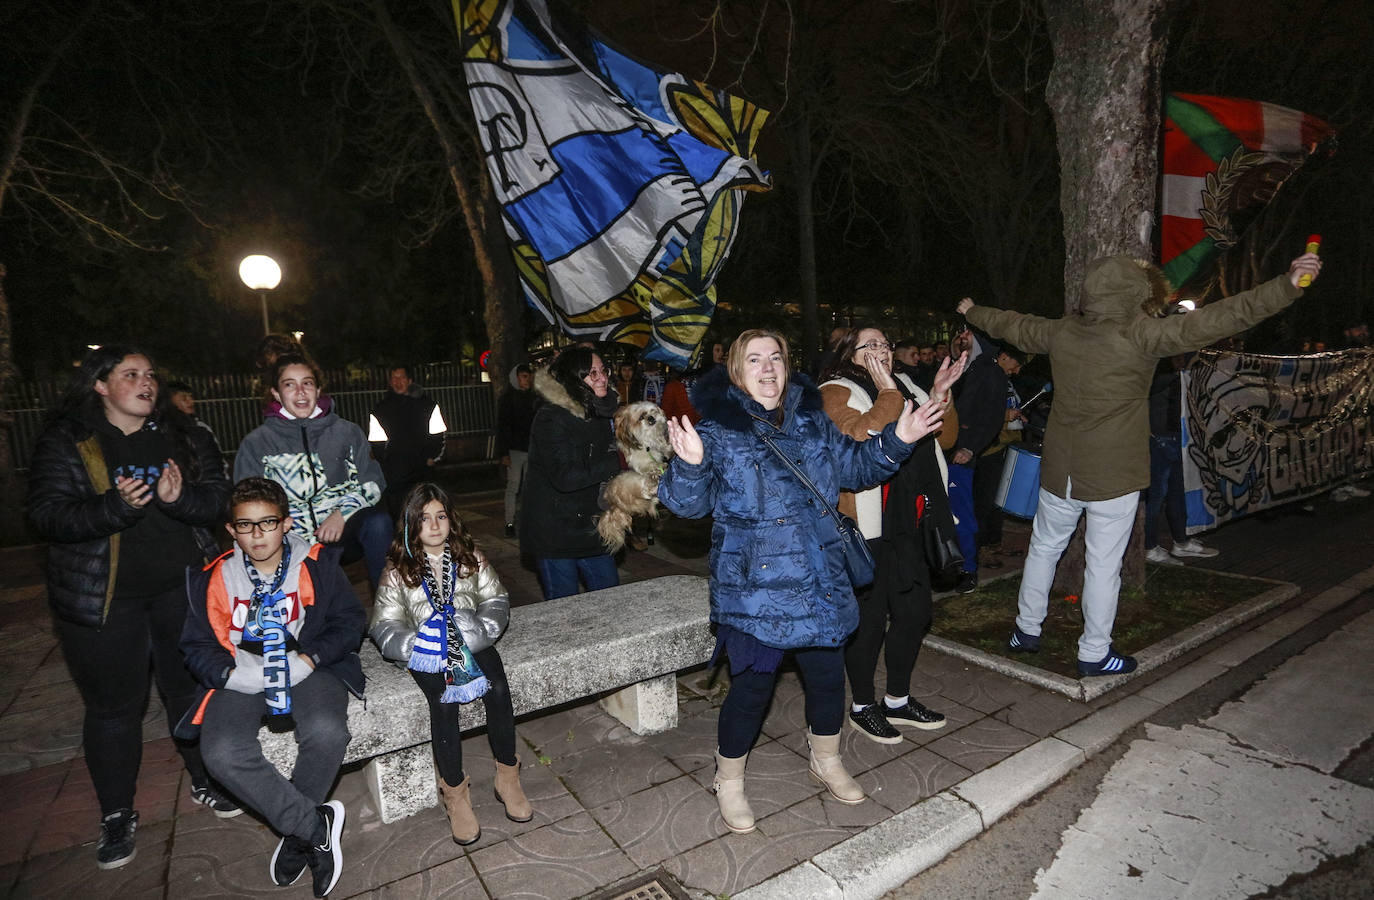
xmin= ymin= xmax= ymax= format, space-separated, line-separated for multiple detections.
xmin=598 ymin=401 xmax=674 ymax=552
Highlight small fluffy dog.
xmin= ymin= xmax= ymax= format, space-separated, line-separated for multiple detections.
xmin=598 ymin=402 xmax=674 ymax=552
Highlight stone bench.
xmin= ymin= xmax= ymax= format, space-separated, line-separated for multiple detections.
xmin=261 ymin=574 xmax=713 ymax=822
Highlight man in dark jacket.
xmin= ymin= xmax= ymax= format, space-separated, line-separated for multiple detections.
xmin=948 ymin=344 xmax=1023 ymax=592
xmin=959 ymin=250 xmax=1321 ymax=676
xmin=496 ymin=364 xmax=536 ymax=536
xmin=368 ymin=366 xmax=445 ymax=518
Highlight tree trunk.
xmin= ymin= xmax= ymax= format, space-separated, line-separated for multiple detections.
xmin=370 ymin=0 xmax=524 ymax=399
xmin=0 ymin=264 xmax=22 ymax=542
xmin=787 ymin=113 xmax=821 ymax=368
xmin=1042 ymin=0 xmax=1180 ymax=595
xmin=1043 ymin=0 xmax=1178 ymax=314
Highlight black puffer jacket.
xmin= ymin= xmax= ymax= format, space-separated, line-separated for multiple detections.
xmin=27 ymin=412 xmax=231 ymax=628
xmin=519 ymin=369 xmax=621 ymax=558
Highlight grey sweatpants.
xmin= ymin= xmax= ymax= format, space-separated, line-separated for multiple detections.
xmin=200 ymin=669 xmax=350 ymax=839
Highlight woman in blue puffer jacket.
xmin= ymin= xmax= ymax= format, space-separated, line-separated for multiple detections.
xmin=659 ymin=329 xmax=947 ymax=834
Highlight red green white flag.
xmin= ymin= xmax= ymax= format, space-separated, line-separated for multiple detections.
xmin=1160 ymin=93 xmax=1334 ymax=290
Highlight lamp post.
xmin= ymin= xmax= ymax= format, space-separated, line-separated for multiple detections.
xmin=238 ymin=254 xmax=282 ymax=335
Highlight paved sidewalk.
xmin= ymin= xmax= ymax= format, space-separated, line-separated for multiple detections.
xmin=2 ymin=490 xmax=1372 ymax=899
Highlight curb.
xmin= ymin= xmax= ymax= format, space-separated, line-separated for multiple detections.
xmin=733 ymin=563 xmax=1374 ymax=900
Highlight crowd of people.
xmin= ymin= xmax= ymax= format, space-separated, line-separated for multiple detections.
xmin=25 ymin=248 xmax=1329 ymax=891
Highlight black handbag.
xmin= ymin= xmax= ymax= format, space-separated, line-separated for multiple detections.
xmin=918 ymin=492 xmax=965 ymax=589
xmin=760 ymin=433 xmax=877 ymax=588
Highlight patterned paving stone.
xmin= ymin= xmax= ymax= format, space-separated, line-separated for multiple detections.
xmin=550 ymin=740 xmax=687 ymax=809
xmin=12 ymin=819 xmax=174 ymax=900
xmin=519 ymin=704 xmax=641 ymax=761
xmin=863 ymin=746 xmax=973 ymax=814
xmin=661 ymin=826 xmax=799 ymax=897
xmin=374 ymin=856 xmax=488 ymax=899
xmin=468 ymin=811 xmax=637 ymax=900
xmin=755 ymin=794 xmax=878 ymax=859
xmin=993 ymin=687 xmax=1092 ymax=737
xmin=924 ymin=716 xmax=1039 ymax=772
xmin=935 ymin=665 xmax=1041 ymax=714
xmin=587 ymin=773 xmax=725 ymax=868
xmin=640 ymin=707 xmax=718 ymax=775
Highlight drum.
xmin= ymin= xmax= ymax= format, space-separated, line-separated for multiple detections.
xmin=996 ymin=445 xmax=1042 ymax=518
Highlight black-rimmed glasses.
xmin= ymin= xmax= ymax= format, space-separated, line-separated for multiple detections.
xmin=231 ymin=517 xmax=284 ymax=535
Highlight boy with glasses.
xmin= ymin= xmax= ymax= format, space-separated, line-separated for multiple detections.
xmin=178 ymin=477 xmax=365 ymax=897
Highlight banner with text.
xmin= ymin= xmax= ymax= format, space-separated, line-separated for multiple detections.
xmin=1181 ymin=349 xmax=1374 ymax=532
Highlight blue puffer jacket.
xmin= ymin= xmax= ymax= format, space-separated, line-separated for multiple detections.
xmin=659 ymin=367 xmax=913 ymax=648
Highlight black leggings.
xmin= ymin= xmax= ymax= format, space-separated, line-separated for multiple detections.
xmin=717 ymin=646 xmax=846 ymax=758
xmin=56 ymin=584 xmax=208 ymax=815
xmin=409 ymin=644 xmax=517 ymax=784
xmin=844 ymin=547 xmax=934 ymax=707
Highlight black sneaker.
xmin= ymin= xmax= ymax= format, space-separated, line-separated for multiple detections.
xmin=1008 ymin=626 xmax=1041 ymax=653
xmin=955 ymin=571 xmax=978 ymax=594
xmin=848 ymin=704 xmax=902 ymax=744
xmin=504 ymin=523 xmax=515 ymax=537
xmin=271 ymin=834 xmax=311 ymax=887
xmin=1077 ymin=646 xmax=1137 ymax=677
xmin=883 ymin=699 xmax=946 ymax=731
xmin=96 ymin=808 xmax=138 ymax=870
xmin=308 ymin=800 xmax=345 ymax=898
xmin=190 ymin=784 xmax=243 ymax=819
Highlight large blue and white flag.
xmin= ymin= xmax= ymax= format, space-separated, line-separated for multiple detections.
xmin=455 ymin=0 xmax=771 ymax=366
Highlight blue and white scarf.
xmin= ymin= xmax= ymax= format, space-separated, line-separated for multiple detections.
xmin=242 ymin=542 xmax=294 ymax=715
xmin=407 ymin=547 xmax=488 ymax=703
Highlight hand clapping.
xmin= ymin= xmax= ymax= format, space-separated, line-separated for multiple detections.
xmin=895 ymin=396 xmax=946 ymax=444
xmin=666 ymin=415 xmax=704 ymax=466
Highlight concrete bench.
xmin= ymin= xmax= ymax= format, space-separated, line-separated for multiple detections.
xmin=261 ymin=574 xmax=713 ymax=823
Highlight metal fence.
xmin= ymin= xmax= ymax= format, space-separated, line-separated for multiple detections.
xmin=3 ymin=362 xmax=498 ymax=471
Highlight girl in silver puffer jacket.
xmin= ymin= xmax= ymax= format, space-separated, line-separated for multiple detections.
xmin=369 ymin=483 xmax=530 ymax=845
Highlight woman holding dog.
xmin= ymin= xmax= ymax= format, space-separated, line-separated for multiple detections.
xmin=659 ymin=328 xmax=947 ymax=834
xmin=820 ymin=326 xmax=966 ymax=744
xmin=521 ymin=347 xmax=622 ymax=600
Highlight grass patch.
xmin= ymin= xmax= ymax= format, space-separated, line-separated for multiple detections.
xmin=932 ymin=564 xmax=1272 ymax=679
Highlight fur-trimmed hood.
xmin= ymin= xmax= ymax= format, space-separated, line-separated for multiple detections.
xmin=688 ymin=363 xmax=825 ymax=435
xmin=1081 ymin=256 xmax=1173 ymax=322
xmin=533 ymin=366 xmax=589 ymax=420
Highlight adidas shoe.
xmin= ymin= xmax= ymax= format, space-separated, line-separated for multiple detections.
xmin=1077 ymin=647 xmax=1137 ymax=677
xmin=190 ymin=784 xmax=243 ymax=818
xmin=883 ymin=699 xmax=946 ymax=731
xmin=1146 ymin=546 xmax=1183 ymax=566
xmin=1170 ymin=539 xmax=1219 ymax=559
xmin=1008 ymin=626 xmax=1041 ymax=653
xmin=849 ymin=704 xmax=902 ymax=744
xmin=96 ymin=808 xmax=138 ymax=870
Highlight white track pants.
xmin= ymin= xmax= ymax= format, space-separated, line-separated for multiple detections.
xmin=1015 ymin=485 xmax=1139 ymax=662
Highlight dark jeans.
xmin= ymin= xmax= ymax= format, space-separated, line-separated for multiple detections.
xmin=410 ymin=645 xmax=517 ymax=785
xmin=332 ymin=505 xmax=392 ymax=587
xmin=56 ymin=584 xmax=208 ymax=816
xmin=972 ymin=448 xmax=1007 ymax=547
xmin=534 ymin=554 xmax=619 ymax=600
xmin=200 ymin=669 xmax=350 ymax=839
xmin=845 ymin=539 xmax=934 ymax=706
xmin=717 ymin=645 xmax=846 ymax=758
xmin=1146 ymin=434 xmax=1187 ymax=547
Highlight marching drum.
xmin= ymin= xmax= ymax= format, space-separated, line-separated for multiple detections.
xmin=995 ymin=445 xmax=1042 ymax=519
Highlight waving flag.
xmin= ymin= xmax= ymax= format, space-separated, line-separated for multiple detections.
xmin=1160 ymin=94 xmax=1333 ymax=290
xmin=454 ymin=0 xmax=771 ymax=367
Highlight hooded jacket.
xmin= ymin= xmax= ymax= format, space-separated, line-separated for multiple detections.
xmin=234 ymin=407 xmax=386 ymax=541
xmin=965 ymin=258 xmax=1302 ymax=500
xmin=658 ymin=366 xmax=914 ymax=649
xmin=519 ymin=368 xmax=621 ymax=558
xmin=27 ymin=410 xmax=230 ymax=628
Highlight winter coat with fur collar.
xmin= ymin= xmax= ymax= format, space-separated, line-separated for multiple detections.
xmin=658 ymin=366 xmax=914 ymax=649
xmin=519 ymin=368 xmax=621 ymax=558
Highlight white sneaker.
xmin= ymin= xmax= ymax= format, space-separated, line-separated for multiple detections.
xmin=1171 ymin=539 xmax=1219 ymax=559
xmin=1146 ymin=546 xmax=1183 ymax=566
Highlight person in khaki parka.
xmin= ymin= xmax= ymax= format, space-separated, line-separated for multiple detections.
xmin=955 ymin=250 xmax=1322 ymax=676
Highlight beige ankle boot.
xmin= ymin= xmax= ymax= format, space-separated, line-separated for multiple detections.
xmin=438 ymin=774 xmax=481 ymax=844
xmin=806 ymin=728 xmax=865 ymax=805
xmin=712 ymin=750 xmax=756 ymax=834
xmin=494 ymin=756 xmax=533 ymax=823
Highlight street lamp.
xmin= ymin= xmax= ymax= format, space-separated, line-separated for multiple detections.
xmin=239 ymin=254 xmax=282 ymax=335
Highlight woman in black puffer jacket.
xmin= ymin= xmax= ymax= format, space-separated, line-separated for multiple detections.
xmin=518 ymin=347 xmax=622 ymax=600
xmin=26 ymin=345 xmax=233 ymax=869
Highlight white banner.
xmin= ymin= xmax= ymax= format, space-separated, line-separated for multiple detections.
xmin=1181 ymin=349 xmax=1374 ymax=532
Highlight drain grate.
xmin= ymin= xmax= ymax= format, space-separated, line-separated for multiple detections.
xmin=583 ymin=868 xmax=693 ymax=900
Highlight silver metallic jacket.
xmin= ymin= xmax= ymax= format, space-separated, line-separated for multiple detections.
xmin=369 ymin=551 xmax=510 ymax=662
